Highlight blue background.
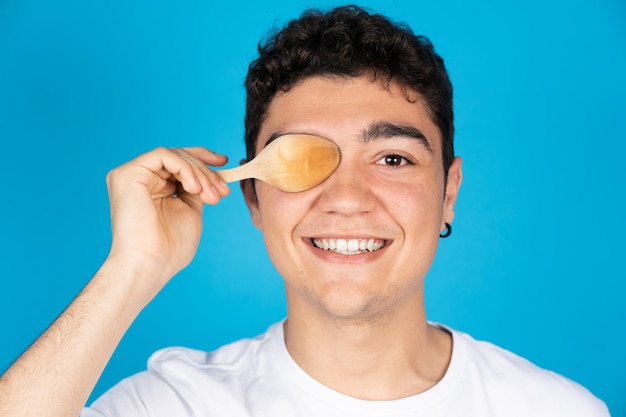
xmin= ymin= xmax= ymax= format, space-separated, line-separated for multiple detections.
xmin=1 ymin=0 xmax=624 ymax=413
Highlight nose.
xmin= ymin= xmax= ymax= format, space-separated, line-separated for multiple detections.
xmin=315 ymin=158 xmax=376 ymax=216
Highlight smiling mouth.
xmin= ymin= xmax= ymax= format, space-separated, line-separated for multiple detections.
xmin=311 ymin=238 xmax=387 ymax=255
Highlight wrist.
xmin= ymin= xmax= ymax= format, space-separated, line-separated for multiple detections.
xmin=96 ymin=252 xmax=177 ymax=312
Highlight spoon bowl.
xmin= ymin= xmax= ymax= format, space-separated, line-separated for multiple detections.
xmin=217 ymin=134 xmax=341 ymax=192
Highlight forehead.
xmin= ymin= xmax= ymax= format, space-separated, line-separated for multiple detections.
xmin=257 ymin=75 xmax=442 ymax=151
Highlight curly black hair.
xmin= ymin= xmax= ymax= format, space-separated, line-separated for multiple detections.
xmin=245 ymin=5 xmax=454 ymax=181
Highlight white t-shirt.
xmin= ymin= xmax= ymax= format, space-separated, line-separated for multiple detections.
xmin=82 ymin=321 xmax=610 ymax=416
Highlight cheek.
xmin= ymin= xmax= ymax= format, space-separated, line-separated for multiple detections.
xmin=254 ymin=185 xmax=315 ymax=282
xmin=374 ymin=175 xmax=444 ymax=223
xmin=255 ymin=184 xmax=312 ymax=240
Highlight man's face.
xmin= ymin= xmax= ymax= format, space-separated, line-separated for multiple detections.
xmin=244 ymin=75 xmax=462 ymax=320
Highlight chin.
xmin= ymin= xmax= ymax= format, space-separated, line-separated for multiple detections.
xmin=305 ymin=284 xmax=398 ymax=322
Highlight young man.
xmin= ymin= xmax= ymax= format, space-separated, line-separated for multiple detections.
xmin=0 ymin=6 xmax=609 ymax=417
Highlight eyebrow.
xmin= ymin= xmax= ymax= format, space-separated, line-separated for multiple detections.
xmin=264 ymin=132 xmax=287 ymax=147
xmin=263 ymin=121 xmax=433 ymax=152
xmin=359 ymin=121 xmax=433 ymax=153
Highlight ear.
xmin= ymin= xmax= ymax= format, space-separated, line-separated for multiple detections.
xmin=441 ymin=157 xmax=463 ymax=229
xmin=241 ymin=178 xmax=262 ymax=230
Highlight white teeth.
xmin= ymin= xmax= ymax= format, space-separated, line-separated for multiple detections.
xmin=312 ymin=238 xmax=385 ymax=255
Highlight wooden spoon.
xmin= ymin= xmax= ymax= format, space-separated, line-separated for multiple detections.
xmin=216 ymin=134 xmax=341 ymax=192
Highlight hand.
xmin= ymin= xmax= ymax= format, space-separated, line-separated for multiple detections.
xmin=105 ymin=146 xmax=230 ymax=296
xmin=0 ymin=147 xmax=231 ymax=417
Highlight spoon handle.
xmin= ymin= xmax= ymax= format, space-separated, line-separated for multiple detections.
xmin=215 ymin=163 xmax=258 ymax=183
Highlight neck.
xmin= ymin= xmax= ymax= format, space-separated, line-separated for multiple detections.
xmin=283 ymin=296 xmax=452 ymax=400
